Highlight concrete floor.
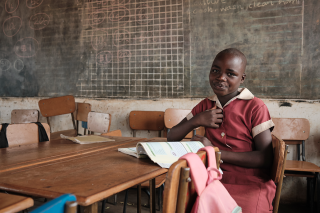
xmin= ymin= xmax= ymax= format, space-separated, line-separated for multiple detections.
xmin=28 ymin=189 xmax=310 ymax=213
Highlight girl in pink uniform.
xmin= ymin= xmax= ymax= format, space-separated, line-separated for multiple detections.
xmin=168 ymin=48 xmax=275 ymax=213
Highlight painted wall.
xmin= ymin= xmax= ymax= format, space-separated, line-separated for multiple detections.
xmin=0 ymin=97 xmax=319 ymax=203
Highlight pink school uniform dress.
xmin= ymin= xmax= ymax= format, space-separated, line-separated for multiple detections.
xmin=186 ymin=88 xmax=276 ymax=213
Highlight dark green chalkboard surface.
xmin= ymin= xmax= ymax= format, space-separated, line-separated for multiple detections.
xmin=0 ymin=0 xmax=319 ymax=99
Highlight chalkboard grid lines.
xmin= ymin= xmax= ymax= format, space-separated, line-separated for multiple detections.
xmin=76 ymin=0 xmax=185 ymax=98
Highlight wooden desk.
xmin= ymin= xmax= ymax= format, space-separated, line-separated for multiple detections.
xmin=0 ymin=136 xmax=144 ymax=173
xmin=0 ymin=192 xmax=34 ymax=213
xmin=0 ymin=139 xmax=167 ymax=213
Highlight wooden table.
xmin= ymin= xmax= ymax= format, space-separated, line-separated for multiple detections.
xmin=0 ymin=137 xmax=167 ymax=213
xmin=0 ymin=136 xmax=143 ymax=173
xmin=0 ymin=192 xmax=34 ymax=213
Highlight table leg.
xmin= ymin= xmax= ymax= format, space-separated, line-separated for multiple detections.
xmin=137 ymin=184 xmax=141 ymax=213
xmin=149 ymin=178 xmax=156 ymax=213
xmin=83 ymin=202 xmax=98 ymax=213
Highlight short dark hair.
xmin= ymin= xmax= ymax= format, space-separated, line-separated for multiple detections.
xmin=216 ymin=48 xmax=247 ymax=67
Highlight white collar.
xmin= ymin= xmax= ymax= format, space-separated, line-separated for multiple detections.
xmin=207 ymin=88 xmax=254 ymax=108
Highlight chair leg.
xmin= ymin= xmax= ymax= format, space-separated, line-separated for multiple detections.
xmin=101 ymin=199 xmax=106 ymax=213
xmin=316 ymin=173 xmax=320 ymax=213
xmin=157 ymin=184 xmax=164 ymax=211
xmin=142 ymin=188 xmax=150 ymax=207
xmin=137 ymin=185 xmax=141 ymax=213
xmin=123 ymin=190 xmax=128 ymax=213
xmin=307 ymin=177 xmax=314 ymax=213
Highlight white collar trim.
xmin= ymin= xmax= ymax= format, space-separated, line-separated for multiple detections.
xmin=207 ymin=88 xmax=254 ymax=108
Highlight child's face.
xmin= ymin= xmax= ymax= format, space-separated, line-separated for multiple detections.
xmin=209 ymin=53 xmax=246 ymax=97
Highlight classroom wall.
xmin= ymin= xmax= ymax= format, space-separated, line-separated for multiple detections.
xmin=0 ymin=97 xmax=319 ymax=203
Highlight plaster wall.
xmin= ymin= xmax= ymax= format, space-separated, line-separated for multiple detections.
xmin=0 ymin=97 xmax=319 ymax=203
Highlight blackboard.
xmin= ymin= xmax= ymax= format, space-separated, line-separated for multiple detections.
xmin=0 ymin=0 xmax=319 ymax=99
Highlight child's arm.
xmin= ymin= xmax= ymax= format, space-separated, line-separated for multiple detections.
xmin=218 ymin=129 xmax=273 ymax=168
xmin=167 ymin=108 xmax=223 ymax=141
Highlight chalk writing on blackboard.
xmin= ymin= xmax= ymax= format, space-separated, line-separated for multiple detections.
xmin=113 ymin=29 xmax=130 ymax=46
xmin=26 ymin=0 xmax=44 ymax=9
xmin=0 ymin=59 xmax=11 ymax=71
xmin=108 ymin=6 xmax=130 ymax=22
xmin=97 ymin=51 xmax=112 ymax=64
xmin=192 ymin=0 xmax=300 ymax=14
xmin=14 ymin=37 xmax=39 ymax=58
xmin=90 ymin=11 xmax=106 ymax=26
xmin=14 ymin=59 xmax=24 ymax=72
xmin=117 ymin=50 xmax=131 ymax=62
xmin=3 ymin=16 xmax=22 ymax=37
xmin=102 ymin=0 xmax=130 ymax=7
xmin=29 ymin=13 xmax=50 ymax=30
xmin=5 ymin=0 xmax=19 ymax=13
xmin=136 ymin=4 xmax=153 ymax=24
xmin=91 ymin=33 xmax=107 ymax=51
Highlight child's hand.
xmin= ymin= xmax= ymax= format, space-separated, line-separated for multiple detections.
xmin=193 ymin=107 xmax=223 ymax=128
xmin=192 ymin=135 xmax=212 ymax=147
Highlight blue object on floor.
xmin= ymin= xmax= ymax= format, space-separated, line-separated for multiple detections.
xmin=30 ymin=194 xmax=76 ymax=213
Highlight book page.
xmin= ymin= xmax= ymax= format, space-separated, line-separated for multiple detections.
xmin=118 ymin=147 xmax=147 ymax=158
xmin=181 ymin=141 xmax=204 ymax=153
xmin=137 ymin=142 xmax=181 ymax=164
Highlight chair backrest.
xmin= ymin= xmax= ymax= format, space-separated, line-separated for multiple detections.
xmin=30 ymin=194 xmax=77 ymax=213
xmin=75 ymin=103 xmax=92 ymax=135
xmin=129 ymin=111 xmax=165 ymax=137
xmin=272 ymin=118 xmax=309 ymax=161
xmin=164 ymin=108 xmax=205 ymax=139
xmin=0 ymin=123 xmax=50 ymax=147
xmin=38 ymin=95 xmax=76 ymax=132
xmin=11 ymin=109 xmax=39 ymax=124
xmin=272 ymin=118 xmax=310 ymax=142
xmin=87 ymin=112 xmax=111 ymax=134
xmin=271 ymin=134 xmax=288 ymax=213
xmin=163 ymin=150 xmax=221 ymax=213
xmin=39 ymin=95 xmax=76 ymax=117
xmin=76 ymin=103 xmax=92 ymax=122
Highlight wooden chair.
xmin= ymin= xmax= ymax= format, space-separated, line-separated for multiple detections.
xmin=272 ymin=118 xmax=320 ymax=212
xmin=30 ymin=194 xmax=77 ymax=213
xmin=11 ymin=109 xmax=39 ymax=124
xmin=0 ymin=123 xmax=50 ymax=148
xmin=162 ymin=135 xmax=288 ymax=213
xmin=87 ymin=112 xmax=111 ymax=135
xmin=129 ymin=111 xmax=165 ymax=137
xmin=38 ymin=95 xmax=77 ymax=140
xmin=128 ymin=111 xmax=166 ymax=211
xmin=74 ymin=102 xmax=91 ymax=135
xmin=164 ymin=108 xmax=205 ymax=138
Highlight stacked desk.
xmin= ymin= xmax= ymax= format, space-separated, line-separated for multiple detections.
xmin=0 ymin=136 xmax=168 ymax=213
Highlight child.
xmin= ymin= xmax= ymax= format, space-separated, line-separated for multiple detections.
xmin=167 ymin=48 xmax=275 ymax=213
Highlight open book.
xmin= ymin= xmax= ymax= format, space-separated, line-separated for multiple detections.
xmin=118 ymin=141 xmax=205 ymax=168
xmin=60 ymin=134 xmax=115 ymax=144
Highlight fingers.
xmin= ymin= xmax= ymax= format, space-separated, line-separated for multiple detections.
xmin=215 ymin=114 xmax=223 ymax=118
xmin=213 ymin=109 xmax=223 ymax=114
xmin=215 ymin=119 xmax=223 ymax=124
